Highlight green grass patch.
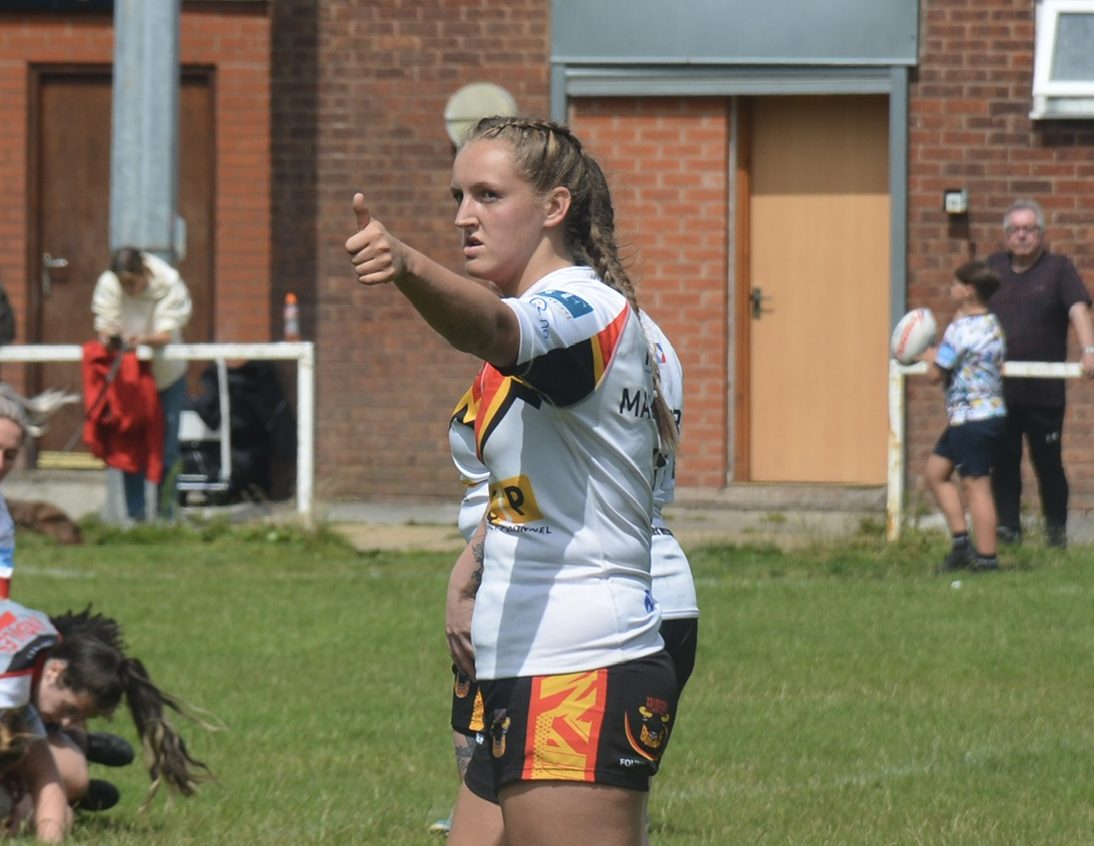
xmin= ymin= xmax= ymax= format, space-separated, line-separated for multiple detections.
xmin=12 ymin=523 xmax=1094 ymax=845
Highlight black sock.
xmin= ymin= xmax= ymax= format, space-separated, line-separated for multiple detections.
xmin=951 ymin=532 xmax=969 ymax=548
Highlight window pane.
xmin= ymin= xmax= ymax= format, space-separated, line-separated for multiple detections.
xmin=1051 ymin=13 xmax=1094 ymax=81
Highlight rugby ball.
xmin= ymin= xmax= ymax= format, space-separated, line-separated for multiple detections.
xmin=890 ymin=307 xmax=937 ymax=365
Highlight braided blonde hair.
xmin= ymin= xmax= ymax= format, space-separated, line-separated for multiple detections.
xmin=463 ymin=116 xmax=678 ymax=454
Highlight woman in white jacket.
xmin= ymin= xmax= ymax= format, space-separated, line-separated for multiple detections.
xmin=91 ymin=248 xmax=192 ymax=521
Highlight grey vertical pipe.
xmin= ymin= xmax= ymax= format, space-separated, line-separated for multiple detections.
xmin=105 ymin=0 xmax=181 ymax=525
xmin=109 ymin=0 xmax=181 ymax=262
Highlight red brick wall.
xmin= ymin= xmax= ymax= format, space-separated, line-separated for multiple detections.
xmin=908 ymin=0 xmax=1094 ymax=515
xmin=0 ymin=3 xmax=271 ymax=389
xmin=0 ymin=15 xmax=114 ymax=398
xmin=572 ymin=98 xmax=731 ymax=490
xmin=183 ymin=4 xmax=272 ymax=343
xmin=304 ymin=0 xmax=551 ymax=499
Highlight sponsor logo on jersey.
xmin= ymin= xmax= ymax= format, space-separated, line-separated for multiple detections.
xmin=0 ymin=610 xmax=51 ymax=655
xmin=488 ymin=475 xmax=543 ymax=524
xmin=619 ymin=386 xmax=654 ymax=419
xmin=536 ymin=290 xmax=594 ymax=319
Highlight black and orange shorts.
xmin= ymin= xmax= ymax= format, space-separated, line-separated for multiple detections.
xmin=660 ymin=617 xmax=699 ymax=694
xmin=450 ymin=666 xmax=485 ymax=737
xmin=464 ymin=650 xmax=678 ymax=803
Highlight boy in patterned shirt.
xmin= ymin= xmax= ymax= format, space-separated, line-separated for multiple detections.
xmin=921 ymin=261 xmax=1007 ymax=572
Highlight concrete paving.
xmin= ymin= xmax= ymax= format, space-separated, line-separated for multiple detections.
xmin=5 ymin=469 xmax=1090 ymax=552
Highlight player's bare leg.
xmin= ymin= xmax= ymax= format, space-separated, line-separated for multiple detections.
xmin=500 ymin=782 xmax=644 ymax=846
xmin=447 ymin=781 xmax=506 ymax=846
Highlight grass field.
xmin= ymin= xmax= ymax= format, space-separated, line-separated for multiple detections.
xmin=13 ymin=519 xmax=1094 ymax=845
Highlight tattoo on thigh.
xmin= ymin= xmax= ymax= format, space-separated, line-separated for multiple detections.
xmin=455 ymin=738 xmax=476 ymax=780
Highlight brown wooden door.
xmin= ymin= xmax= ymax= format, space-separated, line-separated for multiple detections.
xmin=31 ymin=68 xmax=214 ymax=458
xmin=744 ymin=95 xmax=890 ymax=483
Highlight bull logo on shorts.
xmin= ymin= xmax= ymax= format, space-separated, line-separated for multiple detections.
xmin=625 ymin=696 xmax=672 ymax=760
xmin=490 ymin=710 xmax=511 ymax=759
xmin=454 ymin=673 xmax=472 ymax=699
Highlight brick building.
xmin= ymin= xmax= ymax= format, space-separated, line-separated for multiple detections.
xmin=2 ymin=1 xmax=1092 ymax=521
xmin=0 ymin=0 xmax=271 ymax=455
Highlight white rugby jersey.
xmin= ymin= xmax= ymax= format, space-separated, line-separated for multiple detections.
xmin=469 ymin=265 xmax=662 ymax=679
xmin=448 ymin=387 xmax=490 ymax=542
xmin=451 ymin=312 xmax=700 ymax=625
xmin=640 ymin=315 xmax=699 ymax=621
xmin=0 ymin=600 xmax=59 ymax=709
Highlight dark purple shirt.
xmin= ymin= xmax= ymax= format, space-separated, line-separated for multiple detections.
xmin=986 ymin=249 xmax=1092 ymax=407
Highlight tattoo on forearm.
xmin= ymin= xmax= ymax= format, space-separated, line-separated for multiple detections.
xmin=460 ymin=540 xmax=484 ymax=599
xmin=472 ymin=538 xmax=484 ymax=567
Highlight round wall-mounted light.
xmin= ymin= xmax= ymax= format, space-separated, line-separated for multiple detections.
xmin=444 ymin=82 xmax=518 ymax=146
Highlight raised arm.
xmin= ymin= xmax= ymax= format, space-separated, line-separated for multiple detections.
xmin=345 ymin=194 xmax=521 ymax=368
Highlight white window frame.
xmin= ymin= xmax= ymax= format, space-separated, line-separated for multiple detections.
xmin=1031 ymin=0 xmax=1094 ymax=119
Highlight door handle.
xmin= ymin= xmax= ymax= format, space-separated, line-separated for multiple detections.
xmin=41 ymin=253 xmax=69 ymax=298
xmin=750 ymin=286 xmax=773 ymax=319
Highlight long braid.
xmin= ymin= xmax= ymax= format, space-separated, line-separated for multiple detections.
xmin=579 ymin=156 xmax=679 ymax=454
xmin=120 ymin=656 xmax=216 ymax=809
xmin=50 ymin=607 xmax=219 ymax=810
xmin=463 ymin=116 xmax=679 ymax=453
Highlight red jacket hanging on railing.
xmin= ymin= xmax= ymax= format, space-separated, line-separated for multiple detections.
xmin=81 ymin=340 xmax=165 ymax=484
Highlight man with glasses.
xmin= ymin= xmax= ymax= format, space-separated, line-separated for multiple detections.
xmin=986 ymin=199 xmax=1094 ymax=548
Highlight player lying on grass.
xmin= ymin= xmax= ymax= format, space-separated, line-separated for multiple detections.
xmin=0 ymin=602 xmax=218 ymax=841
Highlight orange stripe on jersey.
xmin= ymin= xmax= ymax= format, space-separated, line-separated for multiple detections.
xmin=522 ymin=669 xmax=607 ymax=782
xmin=474 ymin=366 xmax=512 ymax=456
xmin=592 ymin=306 xmax=631 ymax=385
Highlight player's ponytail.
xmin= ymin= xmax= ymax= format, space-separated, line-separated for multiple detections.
xmin=119 ymin=655 xmax=215 ymax=807
xmin=49 ymin=607 xmax=217 ymax=808
xmin=576 ymin=155 xmax=678 ymax=455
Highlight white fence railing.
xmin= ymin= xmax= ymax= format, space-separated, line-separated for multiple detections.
xmin=887 ymin=358 xmax=1082 ymax=541
xmin=0 ymin=342 xmax=316 ymax=523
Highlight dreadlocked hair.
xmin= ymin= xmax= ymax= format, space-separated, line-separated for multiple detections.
xmin=463 ymin=116 xmax=678 ymax=454
xmin=48 ymin=607 xmax=218 ymax=808
xmin=50 ymin=606 xmax=126 ymax=654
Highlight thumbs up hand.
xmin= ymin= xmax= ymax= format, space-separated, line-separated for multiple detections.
xmin=345 ymin=193 xmax=407 ymax=286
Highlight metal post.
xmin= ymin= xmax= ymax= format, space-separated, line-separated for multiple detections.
xmin=110 ymin=0 xmax=181 ymax=261
xmin=886 ymin=359 xmax=908 ymax=541
xmin=296 ymin=343 xmax=316 ymax=525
